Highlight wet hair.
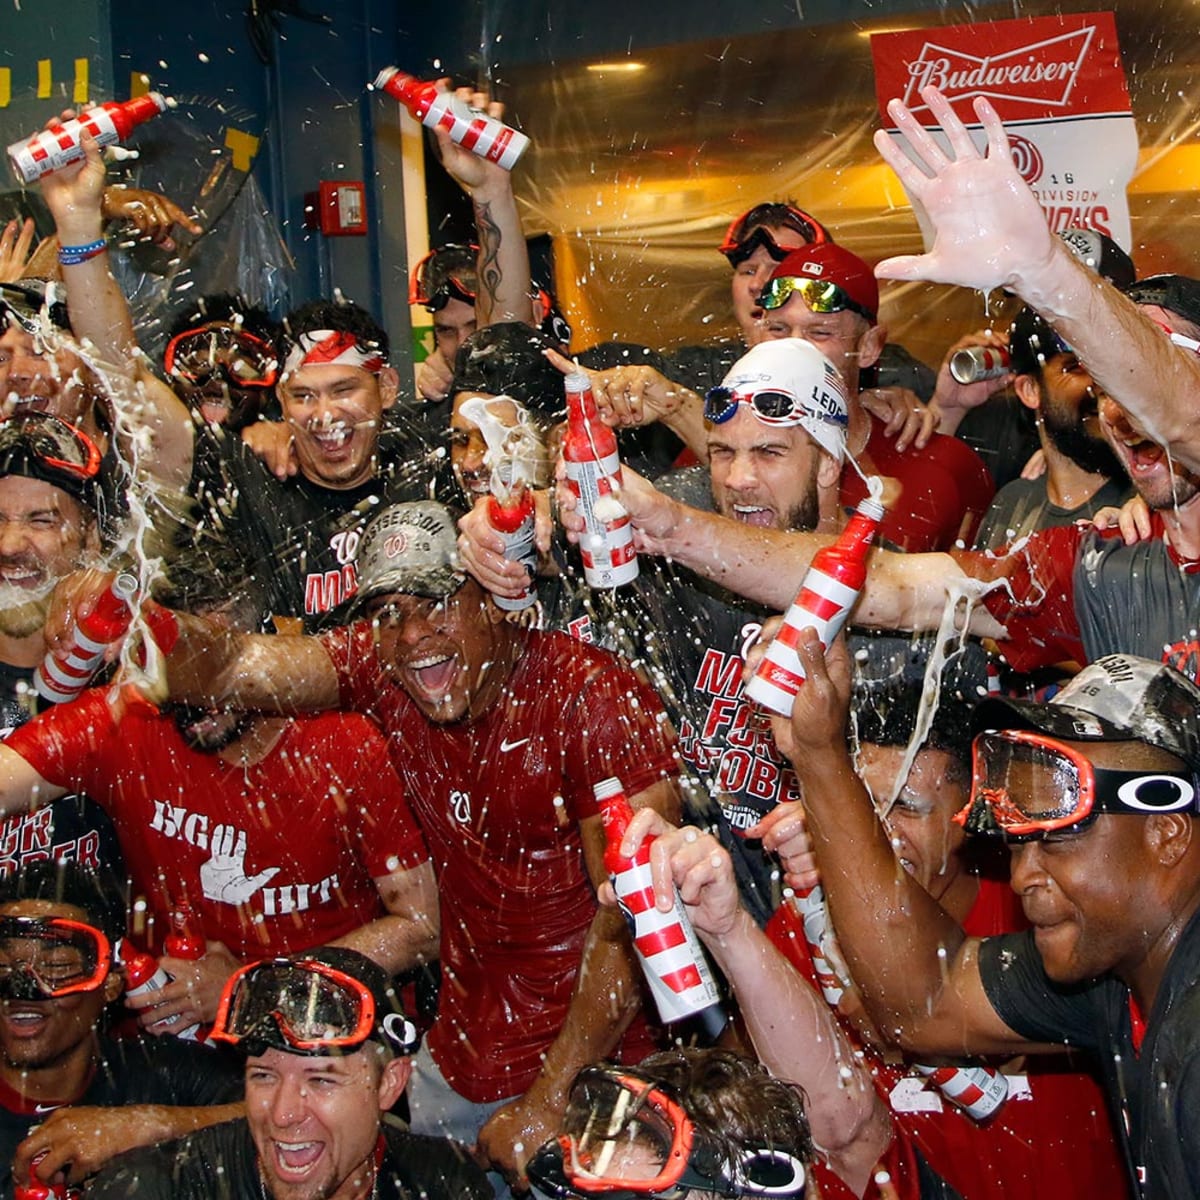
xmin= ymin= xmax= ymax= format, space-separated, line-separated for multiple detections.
xmin=0 ymin=860 xmax=128 ymax=944
xmin=278 ymin=298 xmax=389 ymax=366
xmin=850 ymin=635 xmax=990 ymax=768
xmin=450 ymin=322 xmax=566 ymax=430
xmin=635 ymin=1047 xmax=814 ymax=1167
xmin=163 ymin=292 xmax=279 ymax=345
xmin=1008 ymin=305 xmax=1070 ymax=378
xmin=153 ymin=536 xmax=269 ymax=628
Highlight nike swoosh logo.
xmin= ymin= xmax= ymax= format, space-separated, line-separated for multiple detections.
xmin=33 ymin=1103 xmax=60 ymax=1113
xmin=500 ymin=737 xmax=530 ymax=753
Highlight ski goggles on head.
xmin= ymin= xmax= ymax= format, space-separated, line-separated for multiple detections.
xmin=756 ymin=276 xmax=875 ymax=323
xmin=0 ymin=413 xmax=102 ymax=480
xmin=0 ymin=281 xmax=70 ymax=336
xmin=409 ymin=244 xmax=479 ymax=312
xmin=719 ymin=205 xmax=828 ymax=267
xmin=0 ymin=916 xmax=111 ymax=1000
xmin=955 ymin=729 xmax=1200 ymax=840
xmin=704 ymin=384 xmax=818 ymax=428
xmin=211 ymin=957 xmax=379 ymax=1054
xmin=164 ymin=324 xmax=278 ymax=390
xmin=526 ymin=1065 xmax=807 ymax=1200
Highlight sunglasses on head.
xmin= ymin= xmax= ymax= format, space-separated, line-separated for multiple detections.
xmin=163 ymin=324 xmax=278 ymax=390
xmin=955 ymin=729 xmax=1199 ymax=841
xmin=704 ymin=386 xmax=807 ymax=427
xmin=0 ymin=413 xmax=102 ymax=480
xmin=719 ymin=204 xmax=828 ymax=267
xmin=409 ymin=244 xmax=479 ymax=312
xmin=756 ymin=276 xmax=874 ymax=323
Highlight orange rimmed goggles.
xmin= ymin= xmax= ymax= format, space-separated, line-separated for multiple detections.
xmin=0 ymin=916 xmax=112 ymax=1000
xmin=956 ymin=729 xmax=1199 ymax=840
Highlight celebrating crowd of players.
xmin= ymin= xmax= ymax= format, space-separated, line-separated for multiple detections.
xmin=0 ymin=72 xmax=1196 ymax=1200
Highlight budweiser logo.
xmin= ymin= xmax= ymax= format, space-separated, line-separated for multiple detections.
xmin=902 ymin=26 xmax=1095 ymax=112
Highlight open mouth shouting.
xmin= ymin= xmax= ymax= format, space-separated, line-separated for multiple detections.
xmin=732 ymin=502 xmax=776 ymax=528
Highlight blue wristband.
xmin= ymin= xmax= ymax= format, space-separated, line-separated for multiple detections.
xmin=57 ymin=238 xmax=107 ymax=265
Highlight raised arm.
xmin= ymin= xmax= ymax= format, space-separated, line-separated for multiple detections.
xmin=476 ymin=776 xmax=679 ymax=1186
xmin=757 ymin=629 xmax=1042 ymax=1058
xmin=432 ymin=86 xmax=534 ymax=329
xmin=39 ymin=130 xmax=195 ymax=491
xmin=618 ymin=807 xmax=890 ymax=1197
xmin=875 ymin=86 xmax=1200 ymax=472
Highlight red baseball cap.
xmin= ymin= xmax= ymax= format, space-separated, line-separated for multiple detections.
xmin=764 ymin=244 xmax=879 ymax=325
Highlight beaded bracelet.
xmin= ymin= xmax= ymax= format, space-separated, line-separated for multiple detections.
xmin=57 ymin=238 xmax=107 ymax=266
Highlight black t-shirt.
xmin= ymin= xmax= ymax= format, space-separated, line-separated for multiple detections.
xmin=0 ymin=1034 xmax=242 ymax=1196
xmin=190 ymin=416 xmax=432 ymax=631
xmin=0 ymin=664 xmax=123 ymax=881
xmin=979 ymin=911 xmax=1200 ymax=1199
xmin=84 ymin=1116 xmax=492 ymax=1199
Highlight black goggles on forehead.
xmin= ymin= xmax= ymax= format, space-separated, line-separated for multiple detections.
xmin=0 ymin=916 xmax=111 ymax=1000
xmin=0 ymin=413 xmax=102 ymax=479
xmin=0 ymin=282 xmax=70 ymax=335
xmin=163 ymin=324 xmax=278 ymax=390
xmin=719 ymin=205 xmax=828 ymax=267
xmin=756 ymin=276 xmax=875 ymax=323
xmin=955 ymin=729 xmax=1200 ymax=841
xmin=526 ymin=1065 xmax=807 ymax=1200
xmin=409 ymin=245 xmax=479 ymax=312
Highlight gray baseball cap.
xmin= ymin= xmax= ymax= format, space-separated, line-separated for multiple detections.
xmin=350 ymin=502 xmax=466 ymax=613
xmin=973 ymin=654 xmax=1200 ymax=779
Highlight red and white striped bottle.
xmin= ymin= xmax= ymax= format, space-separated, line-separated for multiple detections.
xmin=746 ymin=495 xmax=884 ymax=716
xmin=598 ymin=777 xmax=725 ymax=1039
xmin=915 ymin=1063 xmax=1008 ymax=1121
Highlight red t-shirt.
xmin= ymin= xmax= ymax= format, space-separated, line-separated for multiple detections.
xmin=768 ymin=878 xmax=1129 ymax=1200
xmin=322 ymin=624 xmax=681 ymax=1103
xmin=841 ymin=417 xmax=994 ymax=551
xmin=6 ymin=689 xmax=428 ymax=959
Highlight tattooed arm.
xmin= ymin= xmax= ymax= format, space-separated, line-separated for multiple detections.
xmin=431 ymin=85 xmax=535 ymax=329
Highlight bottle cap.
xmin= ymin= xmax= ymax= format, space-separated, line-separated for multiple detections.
xmin=857 ymin=488 xmax=885 ymax=521
xmin=593 ymin=776 xmax=625 ymax=801
xmin=564 ymin=370 xmax=591 ymax=394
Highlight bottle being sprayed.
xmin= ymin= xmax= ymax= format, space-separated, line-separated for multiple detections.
xmin=117 ymin=936 xmax=200 ymax=1039
xmin=790 ymin=884 xmax=851 ymax=1007
xmin=745 ymin=491 xmax=885 ymax=716
xmin=372 ymin=69 xmax=529 ymax=170
xmin=34 ymin=573 xmax=139 ymax=705
xmin=563 ymin=372 xmax=638 ymax=589
xmin=597 ymin=777 xmax=726 ymax=1040
xmin=458 ymin=396 xmax=544 ymax=612
xmin=8 ymin=94 xmax=172 ymax=184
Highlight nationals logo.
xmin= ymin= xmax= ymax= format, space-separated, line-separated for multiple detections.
xmin=900 ymin=26 xmax=1094 ymax=112
xmin=1006 ymin=133 xmax=1045 ymax=185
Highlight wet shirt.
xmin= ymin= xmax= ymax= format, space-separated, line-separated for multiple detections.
xmin=84 ymin=1119 xmax=491 ymax=1200
xmin=0 ymin=1035 xmax=242 ymax=1198
xmin=5 ymin=691 xmax=427 ymax=959
xmin=770 ymin=879 xmax=1128 ymax=1200
xmin=190 ymin=418 xmax=432 ymax=631
xmin=955 ymin=516 xmax=1200 ymax=681
xmin=979 ymin=908 xmax=1200 ymax=1200
xmin=0 ymin=666 xmax=123 ymax=882
xmin=322 ymin=624 xmax=679 ymax=1103
xmin=973 ymin=475 xmax=1132 ymax=551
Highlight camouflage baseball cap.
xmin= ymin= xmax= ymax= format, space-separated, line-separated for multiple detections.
xmin=350 ymin=502 xmax=466 ymax=612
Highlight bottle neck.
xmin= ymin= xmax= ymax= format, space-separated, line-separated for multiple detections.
xmin=600 ymin=794 xmax=632 ymax=840
xmin=567 ymin=386 xmax=599 ymax=427
xmin=838 ymin=509 xmax=880 ymax=557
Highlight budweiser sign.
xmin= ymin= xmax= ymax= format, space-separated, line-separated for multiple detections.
xmin=873 ymin=13 xmax=1130 ymax=125
xmin=901 ymin=27 xmax=1093 ymax=112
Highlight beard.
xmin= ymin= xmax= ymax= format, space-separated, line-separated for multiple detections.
xmin=1042 ymin=400 xmax=1123 ymax=479
xmin=0 ymin=582 xmax=54 ymax=639
xmin=780 ymin=485 xmax=821 ymax=534
xmin=168 ymin=704 xmax=253 ymax=753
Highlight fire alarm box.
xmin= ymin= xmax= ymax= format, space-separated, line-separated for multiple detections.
xmin=304 ymin=181 xmax=368 ymax=236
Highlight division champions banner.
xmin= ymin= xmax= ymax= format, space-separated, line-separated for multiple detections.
xmin=871 ymin=12 xmax=1137 ymax=251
